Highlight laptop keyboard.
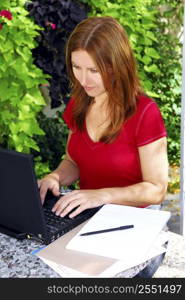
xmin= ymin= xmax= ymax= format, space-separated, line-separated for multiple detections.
xmin=43 ymin=207 xmax=72 ymax=232
xmin=43 ymin=194 xmax=72 ymax=233
xmin=42 ymin=192 xmax=101 ymax=243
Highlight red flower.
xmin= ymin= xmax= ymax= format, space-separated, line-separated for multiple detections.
xmin=51 ymin=23 xmax=56 ymax=30
xmin=45 ymin=21 xmax=57 ymax=30
xmin=0 ymin=10 xmax=12 ymax=20
xmin=0 ymin=24 xmax=3 ymax=30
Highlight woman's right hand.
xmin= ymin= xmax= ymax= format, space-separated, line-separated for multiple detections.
xmin=37 ymin=173 xmax=60 ymax=204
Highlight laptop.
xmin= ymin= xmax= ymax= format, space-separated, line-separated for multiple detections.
xmin=0 ymin=147 xmax=100 ymax=245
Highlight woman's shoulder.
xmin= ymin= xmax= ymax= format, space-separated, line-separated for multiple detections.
xmin=136 ymin=94 xmax=155 ymax=109
xmin=135 ymin=94 xmax=159 ymax=116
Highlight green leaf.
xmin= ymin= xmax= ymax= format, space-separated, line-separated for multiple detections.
xmin=18 ymin=103 xmax=30 ymax=114
xmin=26 ymin=139 xmax=40 ymax=152
xmin=22 ymin=92 xmax=46 ymax=106
xmin=147 ymin=90 xmax=160 ymax=98
xmin=142 ymin=79 xmax=153 ymax=91
xmin=15 ymin=46 xmax=31 ymax=62
xmin=144 ymin=64 xmax=161 ymax=74
xmin=9 ymin=123 xmax=19 ymax=135
xmin=0 ymin=79 xmax=11 ymax=100
xmin=144 ymin=47 xmax=160 ymax=59
xmin=144 ymin=38 xmax=153 ymax=46
xmin=172 ymin=103 xmax=181 ymax=115
xmin=142 ymin=55 xmax=152 ymax=65
xmin=146 ymin=31 xmax=157 ymax=42
xmin=130 ymin=34 xmax=137 ymax=44
xmin=18 ymin=120 xmax=35 ymax=136
xmin=0 ymin=0 xmax=11 ymax=6
xmin=12 ymin=58 xmax=28 ymax=74
xmin=10 ymin=119 xmax=44 ymax=137
xmin=0 ymin=109 xmax=14 ymax=121
xmin=11 ymin=133 xmax=40 ymax=152
xmin=2 ymin=51 xmax=14 ymax=64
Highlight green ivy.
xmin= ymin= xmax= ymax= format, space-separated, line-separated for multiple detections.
xmin=150 ymin=0 xmax=183 ymax=165
xmin=0 ymin=0 xmax=49 ymax=157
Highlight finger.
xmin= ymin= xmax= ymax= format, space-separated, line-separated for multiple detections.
xmin=51 ymin=185 xmax=60 ymax=197
xmin=59 ymin=199 xmax=83 ymax=217
xmin=54 ymin=196 xmax=82 ymax=217
xmin=40 ymin=186 xmax=48 ymax=204
xmin=68 ymin=205 xmax=86 ymax=218
xmin=52 ymin=191 xmax=80 ymax=213
xmin=52 ymin=197 xmax=63 ymax=213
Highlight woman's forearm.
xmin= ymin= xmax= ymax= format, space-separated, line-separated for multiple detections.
xmin=101 ymin=181 xmax=168 ymax=207
xmin=52 ymin=158 xmax=80 ymax=187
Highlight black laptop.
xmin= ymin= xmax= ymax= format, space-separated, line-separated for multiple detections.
xmin=0 ymin=147 xmax=100 ymax=245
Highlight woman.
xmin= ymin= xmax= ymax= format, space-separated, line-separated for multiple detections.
xmin=38 ymin=16 xmax=168 ymax=220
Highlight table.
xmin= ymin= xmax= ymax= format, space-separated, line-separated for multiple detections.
xmin=0 ymin=233 xmax=58 ymax=278
xmin=153 ymin=231 xmax=185 ymax=278
xmin=1 ymin=231 xmax=184 ymax=278
xmin=0 ymin=232 xmax=149 ymax=278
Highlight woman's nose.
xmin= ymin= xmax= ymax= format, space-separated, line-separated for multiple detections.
xmin=79 ymin=71 xmax=88 ymax=86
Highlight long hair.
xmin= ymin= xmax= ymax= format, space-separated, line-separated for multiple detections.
xmin=65 ymin=16 xmax=143 ymax=143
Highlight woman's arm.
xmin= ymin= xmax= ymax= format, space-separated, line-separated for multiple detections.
xmin=52 ymin=137 xmax=168 ymax=218
xmin=102 ymin=136 xmax=168 ymax=206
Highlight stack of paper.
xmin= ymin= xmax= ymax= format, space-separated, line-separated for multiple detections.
xmin=35 ymin=204 xmax=171 ymax=277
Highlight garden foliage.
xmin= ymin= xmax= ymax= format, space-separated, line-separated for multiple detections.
xmin=151 ymin=0 xmax=183 ymax=164
xmin=0 ymin=0 xmax=48 ymax=156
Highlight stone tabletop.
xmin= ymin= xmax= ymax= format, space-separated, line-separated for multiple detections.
xmin=0 ymin=232 xmax=149 ymax=278
xmin=153 ymin=231 xmax=185 ymax=278
xmin=0 ymin=233 xmax=59 ymax=278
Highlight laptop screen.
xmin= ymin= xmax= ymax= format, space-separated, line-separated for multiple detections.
xmin=0 ymin=147 xmax=47 ymax=237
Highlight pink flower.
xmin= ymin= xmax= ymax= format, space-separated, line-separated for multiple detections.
xmin=0 ymin=10 xmax=12 ymax=20
xmin=45 ymin=22 xmax=57 ymax=30
xmin=51 ymin=23 xmax=56 ymax=30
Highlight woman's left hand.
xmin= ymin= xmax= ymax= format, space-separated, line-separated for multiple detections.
xmin=52 ymin=189 xmax=108 ymax=218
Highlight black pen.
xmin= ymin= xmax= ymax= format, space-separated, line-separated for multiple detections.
xmin=80 ymin=225 xmax=134 ymax=236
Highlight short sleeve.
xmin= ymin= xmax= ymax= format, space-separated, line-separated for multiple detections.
xmin=135 ymin=101 xmax=167 ymax=147
xmin=62 ymin=98 xmax=75 ymax=130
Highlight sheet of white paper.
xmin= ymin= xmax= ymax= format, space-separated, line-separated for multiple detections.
xmin=66 ymin=204 xmax=171 ymax=261
xmin=100 ymin=231 xmax=169 ymax=277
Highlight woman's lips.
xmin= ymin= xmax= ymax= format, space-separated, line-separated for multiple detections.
xmin=84 ymin=86 xmax=94 ymax=91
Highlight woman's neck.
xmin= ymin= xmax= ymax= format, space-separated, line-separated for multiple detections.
xmin=93 ymin=92 xmax=108 ymax=109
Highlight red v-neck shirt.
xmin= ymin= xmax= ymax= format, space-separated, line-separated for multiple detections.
xmin=62 ymin=95 xmax=167 ymax=190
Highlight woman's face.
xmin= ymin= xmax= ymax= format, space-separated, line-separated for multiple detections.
xmin=71 ymin=50 xmax=107 ymax=99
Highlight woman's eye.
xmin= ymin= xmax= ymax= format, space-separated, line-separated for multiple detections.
xmin=72 ymin=65 xmax=80 ymax=69
xmin=90 ymin=69 xmax=98 ymax=73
